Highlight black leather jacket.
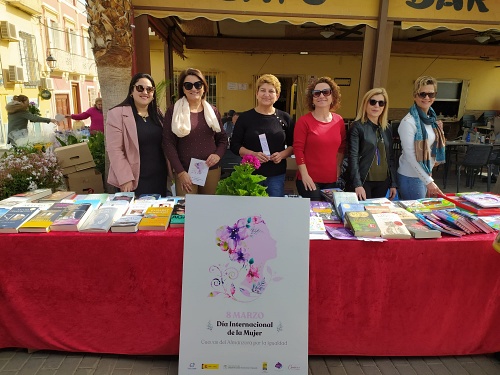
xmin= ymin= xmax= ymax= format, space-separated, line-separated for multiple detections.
xmin=347 ymin=120 xmax=397 ymax=190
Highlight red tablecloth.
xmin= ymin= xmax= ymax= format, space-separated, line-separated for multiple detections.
xmin=0 ymin=230 xmax=499 ymax=356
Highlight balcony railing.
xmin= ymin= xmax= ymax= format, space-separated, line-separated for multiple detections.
xmin=47 ymin=48 xmax=98 ymax=77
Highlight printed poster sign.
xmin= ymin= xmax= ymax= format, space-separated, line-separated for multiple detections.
xmin=179 ymin=195 xmax=310 ymax=374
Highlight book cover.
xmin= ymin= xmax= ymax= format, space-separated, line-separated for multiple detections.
xmin=344 ymin=211 xmax=381 ymax=237
xmin=18 ymin=208 xmax=66 ymax=233
xmin=309 ymin=201 xmax=340 ymax=223
xmin=0 ymin=207 xmax=40 ymax=233
xmin=325 ymin=225 xmax=357 ymax=240
xmin=125 ymin=201 xmax=154 ymax=216
xmin=111 ymin=192 xmax=135 ymax=204
xmin=332 ymin=192 xmax=359 ymax=216
xmin=139 ymin=206 xmax=174 ymax=231
xmin=79 ymin=207 xmax=123 ymax=233
xmin=397 ymin=200 xmax=431 ymax=213
xmin=388 ymin=206 xmax=418 ymax=223
xmin=477 ymin=214 xmax=500 ymax=230
xmin=0 ymin=197 xmax=29 ymax=208
xmin=84 ymin=193 xmax=109 ymax=204
xmin=38 ymin=191 xmax=76 ymax=202
xmin=309 ymin=216 xmax=326 ymax=234
xmin=338 ymin=203 xmax=365 ymax=222
xmin=169 ymin=199 xmax=186 ymax=227
xmin=110 ymin=215 xmax=143 ymax=233
xmin=0 ymin=207 xmax=9 ymax=219
xmin=417 ymin=198 xmax=456 ymax=211
xmin=153 ymin=197 xmax=179 ymax=208
xmin=50 ymin=203 xmax=94 ymax=231
xmin=372 ymin=212 xmax=412 ymax=239
xmin=137 ymin=193 xmax=161 ymax=201
xmin=12 ymin=188 xmax=52 ymax=201
xmin=100 ymin=201 xmax=130 ymax=216
xmin=13 ymin=202 xmax=53 ymax=210
xmin=405 ymin=221 xmax=442 ymax=239
xmin=460 ymin=193 xmax=500 ymax=208
xmin=320 ymin=188 xmax=344 ymax=203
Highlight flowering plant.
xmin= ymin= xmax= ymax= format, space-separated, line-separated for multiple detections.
xmin=0 ymin=146 xmax=64 ymax=200
xmin=216 ymin=155 xmax=268 ymax=196
xmin=28 ymin=101 xmax=41 ymax=116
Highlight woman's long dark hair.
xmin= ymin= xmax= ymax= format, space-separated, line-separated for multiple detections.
xmin=116 ymin=72 xmax=163 ymax=126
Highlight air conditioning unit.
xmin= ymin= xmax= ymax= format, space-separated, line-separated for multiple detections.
xmin=7 ymin=65 xmax=24 ymax=83
xmin=40 ymin=77 xmax=54 ymax=90
xmin=0 ymin=21 xmax=18 ymax=41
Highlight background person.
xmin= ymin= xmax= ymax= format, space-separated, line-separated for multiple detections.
xmin=397 ymin=76 xmax=446 ymax=199
xmin=230 ymin=74 xmax=294 ymax=197
xmin=293 ymin=77 xmax=345 ymax=200
xmin=106 ymin=73 xmax=169 ymax=196
xmin=163 ymin=68 xmax=227 ymax=196
xmin=65 ymin=98 xmax=104 ymax=133
xmin=6 ymin=95 xmax=57 ymax=141
xmin=347 ymin=88 xmax=398 ymax=200
xmin=223 ymin=109 xmax=237 ymax=139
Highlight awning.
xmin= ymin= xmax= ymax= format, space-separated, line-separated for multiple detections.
xmin=132 ymin=0 xmax=379 ymax=27
xmin=389 ymin=1 xmax=500 ymax=31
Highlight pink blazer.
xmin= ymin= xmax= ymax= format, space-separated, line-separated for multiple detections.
xmin=105 ymin=106 xmax=141 ymax=190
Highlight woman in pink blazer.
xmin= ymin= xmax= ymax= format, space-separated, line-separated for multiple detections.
xmin=106 ymin=73 xmax=169 ymax=196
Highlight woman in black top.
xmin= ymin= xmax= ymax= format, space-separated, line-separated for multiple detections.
xmin=230 ymin=74 xmax=294 ymax=197
xmin=347 ymin=88 xmax=397 ymax=200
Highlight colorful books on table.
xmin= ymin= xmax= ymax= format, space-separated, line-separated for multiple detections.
xmin=110 ymin=215 xmax=143 ymax=233
xmin=138 ymin=206 xmax=174 ymax=231
xmin=338 ymin=203 xmax=365 ymax=222
xmin=320 ymin=188 xmax=344 ymax=203
xmin=11 ymin=188 xmax=53 ymax=202
xmin=459 ymin=193 xmax=500 ymax=208
xmin=169 ymin=199 xmax=186 ymax=227
xmin=79 ymin=206 xmax=124 ymax=233
xmin=38 ymin=191 xmax=76 ymax=203
xmin=372 ymin=212 xmax=411 ymax=239
xmin=18 ymin=207 xmax=66 ymax=233
xmin=49 ymin=203 xmax=94 ymax=231
xmin=344 ymin=211 xmax=381 ymax=238
xmin=309 ymin=201 xmax=341 ymax=223
xmin=405 ymin=221 xmax=441 ymax=239
xmin=309 ymin=216 xmax=326 ymax=234
xmin=0 ymin=206 xmax=40 ymax=233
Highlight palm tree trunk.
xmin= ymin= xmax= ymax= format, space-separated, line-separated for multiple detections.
xmin=86 ymin=0 xmax=133 ymax=192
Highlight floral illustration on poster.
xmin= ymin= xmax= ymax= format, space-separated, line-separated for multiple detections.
xmin=210 ymin=215 xmax=282 ymax=302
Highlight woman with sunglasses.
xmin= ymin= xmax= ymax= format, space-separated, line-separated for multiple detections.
xmin=347 ymin=88 xmax=397 ymax=200
xmin=106 ymin=73 xmax=169 ymax=196
xmin=397 ymin=75 xmax=446 ymax=199
xmin=230 ymin=74 xmax=294 ymax=197
xmin=163 ymin=68 xmax=227 ymax=196
xmin=293 ymin=77 xmax=345 ymax=200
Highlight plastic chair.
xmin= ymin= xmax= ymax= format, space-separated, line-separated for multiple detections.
xmin=456 ymin=144 xmax=493 ymax=193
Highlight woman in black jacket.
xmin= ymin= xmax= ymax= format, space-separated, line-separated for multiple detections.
xmin=347 ymin=88 xmax=397 ymax=200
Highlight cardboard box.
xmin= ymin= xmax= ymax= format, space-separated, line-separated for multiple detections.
xmin=54 ymin=143 xmax=94 ymax=170
xmin=61 ymin=160 xmax=96 ymax=175
xmin=64 ymin=168 xmax=104 ymax=194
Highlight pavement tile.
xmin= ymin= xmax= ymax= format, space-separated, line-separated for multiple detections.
xmin=360 ymin=366 xmax=382 ymax=375
xmin=308 ymin=357 xmax=329 ymax=375
xmin=2 ymin=351 xmax=30 ymax=371
xmin=110 ymin=369 xmax=131 ymax=375
xmin=41 ymin=354 xmax=66 ymax=369
xmin=166 ymin=359 xmax=178 ymax=375
xmin=427 ymin=363 xmax=452 ymax=375
xmin=472 ymin=355 xmax=500 ymax=375
xmin=343 ymin=363 xmax=364 ymax=375
xmin=454 ymin=355 xmax=475 ymax=363
xmin=54 ymin=356 xmax=82 ymax=375
xmin=439 ymin=356 xmax=470 ymax=375
xmin=459 ymin=362 xmax=488 ymax=375
xmin=35 ymin=369 xmax=56 ymax=375
xmin=130 ymin=359 xmax=154 ymax=375
xmin=29 ymin=353 xmax=50 ymax=359
xmin=79 ymin=355 xmax=100 ymax=369
xmin=114 ymin=358 xmax=135 ymax=370
xmin=151 ymin=358 xmax=170 ymax=368
xmin=0 ymin=352 xmax=16 ymax=360
xmin=0 ymin=360 xmax=8 ymax=371
xmin=357 ymin=357 xmax=376 ymax=366
xmin=393 ymin=365 xmax=417 ymax=375
xmin=391 ymin=357 xmax=410 ymax=365
xmin=373 ymin=358 xmax=399 ymax=375
xmin=93 ymin=357 xmax=117 ymax=375
xmin=324 ymin=357 xmax=342 ymax=367
xmin=330 ymin=366 xmax=348 ymax=375
xmin=0 ymin=371 xmax=19 ymax=375
xmin=341 ymin=357 xmax=359 ymax=366
xmin=74 ymin=369 xmax=95 ymax=375
xmin=422 ymin=357 xmax=443 ymax=365
xmin=148 ymin=368 xmax=168 ymax=375
xmin=18 ymin=357 xmax=45 ymax=375
xmin=408 ymin=358 xmax=433 ymax=375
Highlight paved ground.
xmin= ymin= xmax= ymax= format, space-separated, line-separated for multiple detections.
xmin=1 ymin=349 xmax=500 ymax=375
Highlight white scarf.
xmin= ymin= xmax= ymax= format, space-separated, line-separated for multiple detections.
xmin=171 ymin=96 xmax=221 ymax=137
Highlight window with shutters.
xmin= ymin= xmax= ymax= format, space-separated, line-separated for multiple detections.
xmin=18 ymin=31 xmax=39 ymax=87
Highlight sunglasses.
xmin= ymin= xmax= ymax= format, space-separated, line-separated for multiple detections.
xmin=134 ymin=85 xmax=155 ymax=94
xmin=183 ymin=81 xmax=203 ymax=90
xmin=369 ymin=99 xmax=386 ymax=107
xmin=417 ymin=92 xmax=437 ymax=99
xmin=312 ymin=89 xmax=332 ymax=98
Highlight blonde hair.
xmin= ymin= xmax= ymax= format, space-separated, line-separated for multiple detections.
xmin=255 ymin=74 xmax=281 ymax=96
xmin=413 ymin=76 xmax=437 ymax=97
xmin=355 ymin=88 xmax=389 ymax=129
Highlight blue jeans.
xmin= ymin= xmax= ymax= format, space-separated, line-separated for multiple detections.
xmin=397 ymin=173 xmax=427 ymax=200
xmin=262 ymin=173 xmax=286 ymax=197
